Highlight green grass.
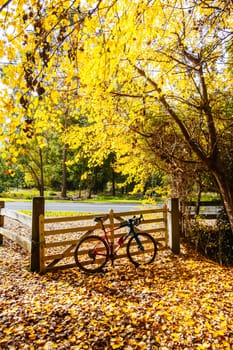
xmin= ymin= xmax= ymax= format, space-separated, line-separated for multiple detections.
xmin=189 ymin=192 xmax=221 ymax=202
xmin=0 ymin=189 xmax=53 ymax=201
xmin=1 ymin=188 xmax=220 ymax=204
xmin=200 ymin=192 xmax=220 ymax=201
xmin=0 ymin=189 xmax=143 ymax=203
xmin=0 ymin=197 xmax=30 ymax=202
xmin=19 ymin=210 xmax=92 ymax=216
xmin=86 ymin=195 xmax=141 ymax=203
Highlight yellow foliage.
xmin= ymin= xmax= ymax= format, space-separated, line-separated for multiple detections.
xmin=0 ymin=0 xmax=232 ymax=189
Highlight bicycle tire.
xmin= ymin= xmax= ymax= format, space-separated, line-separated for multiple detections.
xmin=127 ymin=232 xmax=157 ymax=266
xmin=74 ymin=235 xmax=109 ymax=273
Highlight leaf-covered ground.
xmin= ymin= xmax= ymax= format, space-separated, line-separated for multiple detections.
xmin=0 ymin=238 xmax=233 ymax=350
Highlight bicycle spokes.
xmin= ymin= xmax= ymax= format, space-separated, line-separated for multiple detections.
xmin=74 ymin=235 xmax=109 ymax=273
xmin=74 ymin=215 xmax=157 ymax=273
xmin=127 ymin=232 xmax=157 ymax=266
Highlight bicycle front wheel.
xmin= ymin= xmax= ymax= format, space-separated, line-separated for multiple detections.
xmin=74 ymin=235 xmax=109 ymax=273
xmin=127 ymin=232 xmax=157 ymax=266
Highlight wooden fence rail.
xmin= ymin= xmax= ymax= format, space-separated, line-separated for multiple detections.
xmin=0 ymin=197 xmax=181 ymax=274
xmin=181 ymin=200 xmax=223 ymax=219
xmin=180 ymin=200 xmax=223 ymax=237
xmin=40 ymin=207 xmax=168 ymax=273
xmin=0 ymin=201 xmax=32 ymax=252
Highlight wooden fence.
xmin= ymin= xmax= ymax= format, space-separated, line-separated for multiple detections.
xmin=181 ymin=200 xmax=223 ymax=219
xmin=0 ymin=197 xmax=180 ymax=274
xmin=0 ymin=201 xmax=32 ymax=251
xmin=180 ymin=200 xmax=223 ymax=236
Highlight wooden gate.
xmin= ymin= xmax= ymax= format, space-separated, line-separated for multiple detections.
xmin=1 ymin=197 xmax=181 ymax=274
xmin=39 ymin=207 xmax=168 ymax=273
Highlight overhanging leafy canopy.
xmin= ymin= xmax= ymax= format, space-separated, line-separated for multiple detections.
xmin=0 ymin=0 xmax=232 ymax=187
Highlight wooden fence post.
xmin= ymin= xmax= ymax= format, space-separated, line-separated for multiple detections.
xmin=39 ymin=214 xmax=45 ymax=273
xmin=167 ymin=198 xmax=180 ymax=254
xmin=30 ymin=197 xmax=44 ymax=272
xmin=163 ymin=203 xmax=168 ymax=247
xmin=0 ymin=201 xmax=4 ymax=245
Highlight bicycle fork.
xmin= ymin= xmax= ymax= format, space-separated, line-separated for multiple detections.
xmin=129 ymin=225 xmax=144 ymax=251
xmin=134 ymin=233 xmax=144 ymax=251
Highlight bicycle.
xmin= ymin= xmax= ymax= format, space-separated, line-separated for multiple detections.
xmin=74 ymin=214 xmax=157 ymax=273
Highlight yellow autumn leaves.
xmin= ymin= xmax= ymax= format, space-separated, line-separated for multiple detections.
xmin=1 ymin=237 xmax=233 ymax=349
xmin=0 ymin=0 xmax=233 ymax=195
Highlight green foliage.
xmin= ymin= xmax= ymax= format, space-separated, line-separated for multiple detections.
xmin=0 ymin=189 xmax=56 ymax=200
xmin=216 ymin=208 xmax=231 ymax=231
xmin=1 ymin=0 xmax=233 ymax=229
xmin=0 ymin=157 xmax=25 ymax=193
xmin=198 ymin=193 xmax=221 ymax=202
xmin=186 ymin=215 xmax=233 ymax=266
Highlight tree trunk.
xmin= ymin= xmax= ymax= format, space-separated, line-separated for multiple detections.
xmin=88 ymin=186 xmax=92 ymax=199
xmin=87 ymin=173 xmax=93 ymax=199
xmin=78 ymin=179 xmax=82 ymax=198
xmin=61 ymin=108 xmax=69 ymax=198
xmin=39 ymin=148 xmax=44 ymax=197
xmin=212 ymin=170 xmax=233 ymax=234
xmin=61 ymin=145 xmax=68 ymax=198
xmin=111 ymin=168 xmax=116 ymax=196
xmin=195 ymin=181 xmax=203 ymax=216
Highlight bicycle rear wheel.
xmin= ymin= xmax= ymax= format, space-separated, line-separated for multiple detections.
xmin=74 ymin=235 xmax=109 ymax=273
xmin=127 ymin=232 xmax=157 ymax=266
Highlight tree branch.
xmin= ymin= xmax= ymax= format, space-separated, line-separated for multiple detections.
xmin=133 ymin=64 xmax=208 ymax=163
xmin=198 ymin=65 xmax=217 ymax=157
xmin=110 ymin=89 xmax=156 ymax=99
xmin=0 ymin=0 xmax=12 ymax=12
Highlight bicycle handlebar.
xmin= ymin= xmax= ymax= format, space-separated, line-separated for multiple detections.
xmin=95 ymin=215 xmax=144 ymax=227
xmin=129 ymin=214 xmax=144 ymax=226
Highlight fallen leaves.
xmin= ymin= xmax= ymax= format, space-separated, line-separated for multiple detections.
xmin=0 ymin=238 xmax=233 ymax=349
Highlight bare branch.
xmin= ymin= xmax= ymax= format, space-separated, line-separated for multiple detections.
xmin=0 ymin=0 xmax=12 ymax=12
xmin=133 ymin=63 xmax=208 ymax=163
xmin=198 ymin=65 xmax=217 ymax=156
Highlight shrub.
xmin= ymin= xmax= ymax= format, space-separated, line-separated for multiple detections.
xmin=186 ymin=213 xmax=233 ymax=266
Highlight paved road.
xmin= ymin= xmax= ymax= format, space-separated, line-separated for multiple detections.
xmin=5 ymin=201 xmax=147 ymax=213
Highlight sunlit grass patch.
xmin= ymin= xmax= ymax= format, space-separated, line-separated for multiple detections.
xmin=19 ymin=210 xmax=92 ymax=217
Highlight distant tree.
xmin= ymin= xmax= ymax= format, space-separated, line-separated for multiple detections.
xmin=1 ymin=0 xmax=233 ymax=232
xmin=0 ymin=155 xmax=24 ymax=192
